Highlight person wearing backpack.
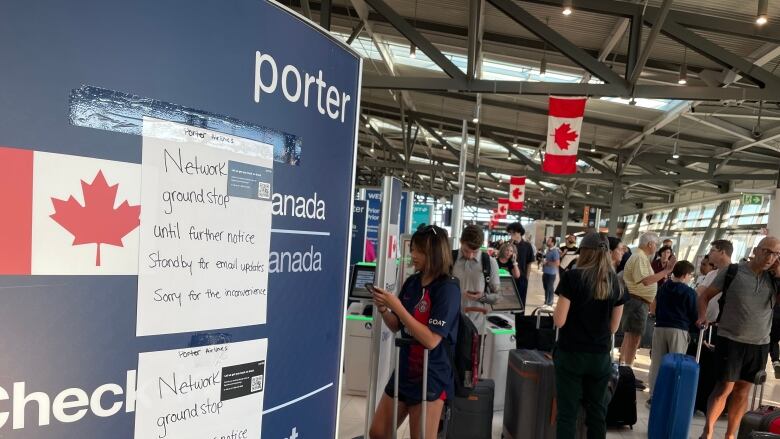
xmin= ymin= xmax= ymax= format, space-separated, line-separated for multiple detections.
xmin=452 ymin=224 xmax=500 ymax=335
xmin=369 ymin=225 xmax=461 ymax=439
xmin=552 ymin=232 xmax=627 ymax=439
xmin=696 ymin=236 xmax=780 ymax=439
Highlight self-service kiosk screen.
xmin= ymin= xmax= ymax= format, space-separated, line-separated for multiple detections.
xmin=491 ymin=276 xmax=524 ymax=312
xmin=349 ymin=265 xmax=376 ymax=299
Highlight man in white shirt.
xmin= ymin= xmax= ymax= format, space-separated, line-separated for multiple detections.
xmin=696 ymin=239 xmax=734 ymax=324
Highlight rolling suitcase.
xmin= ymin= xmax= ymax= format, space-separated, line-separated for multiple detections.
xmin=503 ymin=349 xmax=556 ymax=439
xmin=390 ymin=338 xmax=449 ymax=439
xmin=738 ymin=372 xmax=780 ymax=439
xmin=447 ymin=379 xmax=494 ymax=439
xmin=605 ymin=365 xmax=637 ymax=428
xmin=648 ymin=329 xmax=705 ymax=438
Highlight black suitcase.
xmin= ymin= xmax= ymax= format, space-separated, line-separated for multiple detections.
xmin=605 ymin=365 xmax=637 ymax=428
xmin=447 ymin=379 xmax=494 ymax=439
xmin=515 ymin=307 xmax=556 ymax=352
xmin=687 ymin=325 xmax=725 ymax=414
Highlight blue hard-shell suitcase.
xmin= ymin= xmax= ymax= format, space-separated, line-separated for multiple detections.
xmin=648 ymin=330 xmax=704 ymax=439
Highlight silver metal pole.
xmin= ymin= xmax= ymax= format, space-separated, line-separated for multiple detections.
xmin=451 ymin=120 xmax=468 ymax=246
xmin=421 ymin=349 xmax=429 ymax=439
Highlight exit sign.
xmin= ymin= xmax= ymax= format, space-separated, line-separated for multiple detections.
xmin=742 ymin=194 xmax=764 ymax=205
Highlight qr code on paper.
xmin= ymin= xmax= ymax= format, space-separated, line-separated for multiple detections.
xmin=258 ymin=182 xmax=271 ymax=200
xmin=251 ymin=374 xmax=264 ymax=392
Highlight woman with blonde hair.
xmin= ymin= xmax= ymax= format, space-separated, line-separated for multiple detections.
xmin=552 ymin=232 xmax=627 ymax=439
xmin=495 ymin=241 xmax=523 ymax=312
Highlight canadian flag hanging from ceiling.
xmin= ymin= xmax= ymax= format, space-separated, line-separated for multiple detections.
xmin=508 ymin=176 xmax=526 ymax=211
xmin=543 ymin=96 xmax=587 ymax=175
xmin=497 ymin=198 xmax=509 ymax=218
xmin=489 ymin=209 xmax=500 ymax=229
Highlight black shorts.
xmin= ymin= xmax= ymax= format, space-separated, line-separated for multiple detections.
xmin=714 ymin=335 xmax=770 ymax=383
xmin=383 ymin=379 xmax=446 ymax=406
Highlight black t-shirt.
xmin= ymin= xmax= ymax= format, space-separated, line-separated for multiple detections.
xmin=554 ymin=268 xmax=627 ymax=353
xmin=512 ymin=240 xmax=535 ymax=279
xmin=497 ymin=258 xmax=522 ymax=292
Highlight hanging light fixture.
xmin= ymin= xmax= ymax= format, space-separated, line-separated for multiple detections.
xmin=507 ymin=152 xmax=512 ymax=160
xmin=364 ymin=120 xmax=370 ymax=128
xmin=540 ymin=18 xmax=549 ymax=77
xmin=678 ymin=47 xmax=688 ymax=85
xmin=512 ymin=136 xmax=518 ymax=148
xmin=562 ymin=0 xmax=573 ymax=16
xmin=472 ymin=103 xmax=480 ymax=123
xmin=370 ymin=140 xmax=375 ymax=154
xmin=590 ymin=126 xmax=598 ymax=152
xmin=586 ymin=185 xmax=591 ymax=195
xmin=672 ymin=116 xmax=681 ymax=159
xmin=410 ymin=0 xmax=419 ymax=57
xmin=757 ymin=0 xmax=769 ymax=25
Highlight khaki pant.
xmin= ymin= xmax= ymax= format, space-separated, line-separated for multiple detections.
xmin=649 ymin=327 xmax=691 ymax=396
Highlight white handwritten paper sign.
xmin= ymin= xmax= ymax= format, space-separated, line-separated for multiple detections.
xmin=134 ymin=339 xmax=268 ymax=439
xmin=137 ymin=117 xmax=273 ymax=336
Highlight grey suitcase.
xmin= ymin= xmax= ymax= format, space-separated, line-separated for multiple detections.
xmin=447 ymin=379 xmax=494 ymax=439
xmin=503 ymin=349 xmax=556 ymax=439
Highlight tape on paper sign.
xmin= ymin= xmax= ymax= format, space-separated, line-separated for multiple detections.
xmin=69 ymin=85 xmax=303 ymax=165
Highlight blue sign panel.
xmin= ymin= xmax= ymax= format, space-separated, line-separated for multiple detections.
xmin=351 ymin=200 xmax=368 ymax=265
xmin=0 ymin=1 xmax=360 ymax=438
xmin=365 ymin=189 xmax=382 ymax=253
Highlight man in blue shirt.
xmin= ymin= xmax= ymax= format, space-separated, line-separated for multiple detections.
xmin=543 ymin=237 xmax=560 ymax=306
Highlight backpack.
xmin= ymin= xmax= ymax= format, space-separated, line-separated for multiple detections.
xmin=449 ymin=312 xmax=481 ymax=397
xmin=717 ymin=263 xmax=778 ymax=323
xmin=452 ymin=250 xmax=493 ymax=295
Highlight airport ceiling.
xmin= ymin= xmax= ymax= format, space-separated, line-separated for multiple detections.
xmin=282 ymin=0 xmax=780 ymax=218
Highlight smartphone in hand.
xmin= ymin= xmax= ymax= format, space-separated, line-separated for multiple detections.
xmin=365 ymin=283 xmax=380 ymax=295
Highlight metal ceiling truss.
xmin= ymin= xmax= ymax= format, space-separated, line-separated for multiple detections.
xmin=358 ymin=0 xmax=780 ymax=100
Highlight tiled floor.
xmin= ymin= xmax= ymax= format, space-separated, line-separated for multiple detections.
xmin=338 ymin=266 xmax=780 ymax=438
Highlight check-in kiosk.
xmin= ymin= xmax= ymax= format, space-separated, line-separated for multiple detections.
xmin=482 ymin=272 xmax=522 ymax=410
xmin=344 ymin=263 xmax=376 ymax=396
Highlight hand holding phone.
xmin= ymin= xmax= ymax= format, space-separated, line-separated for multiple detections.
xmin=365 ymin=283 xmax=380 ymax=295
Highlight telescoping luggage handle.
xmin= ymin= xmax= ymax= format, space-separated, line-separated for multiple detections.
xmin=751 ymin=371 xmax=768 ymax=411
xmin=393 ymin=337 xmax=430 ymax=439
xmin=533 ymin=306 xmax=554 ymax=329
xmin=694 ymin=325 xmax=707 ymax=364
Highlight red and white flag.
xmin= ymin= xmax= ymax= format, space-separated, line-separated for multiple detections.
xmin=543 ymin=96 xmax=587 ymax=175
xmin=489 ymin=209 xmax=499 ymax=229
xmin=508 ymin=176 xmax=526 ymax=211
xmin=497 ymin=198 xmax=509 ymax=218
xmin=0 ymin=146 xmax=141 ymax=275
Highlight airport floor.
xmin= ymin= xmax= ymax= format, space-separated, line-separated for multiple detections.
xmin=337 ymin=266 xmax=780 ymax=438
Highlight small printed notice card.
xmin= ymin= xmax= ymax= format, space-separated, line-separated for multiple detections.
xmin=134 ymin=339 xmax=268 ymax=439
xmin=137 ymin=117 xmax=273 ymax=336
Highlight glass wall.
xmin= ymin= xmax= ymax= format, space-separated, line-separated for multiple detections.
xmin=620 ymin=196 xmax=771 ymax=263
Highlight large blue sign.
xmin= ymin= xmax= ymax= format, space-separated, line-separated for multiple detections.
xmin=0 ymin=1 xmax=360 ymax=438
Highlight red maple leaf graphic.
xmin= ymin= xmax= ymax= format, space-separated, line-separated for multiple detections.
xmin=50 ymin=171 xmax=140 ymax=266
xmin=512 ymin=187 xmax=523 ymax=199
xmin=553 ymin=123 xmax=579 ymax=150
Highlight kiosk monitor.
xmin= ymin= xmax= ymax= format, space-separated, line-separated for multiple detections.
xmin=349 ymin=264 xmax=376 ymax=299
xmin=491 ymin=275 xmax=524 ymax=312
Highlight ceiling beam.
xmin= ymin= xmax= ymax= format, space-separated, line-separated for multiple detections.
xmin=361 ymin=76 xmax=780 ymax=100
xmin=363 ymin=0 xmax=467 ymax=80
xmin=628 ymin=0 xmax=674 ymax=86
xmin=486 ymin=0 xmax=628 ymax=86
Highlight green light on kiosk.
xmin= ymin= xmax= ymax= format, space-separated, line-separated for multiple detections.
xmin=491 ymin=328 xmax=515 ymax=335
xmin=346 ymin=315 xmax=373 ymax=322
